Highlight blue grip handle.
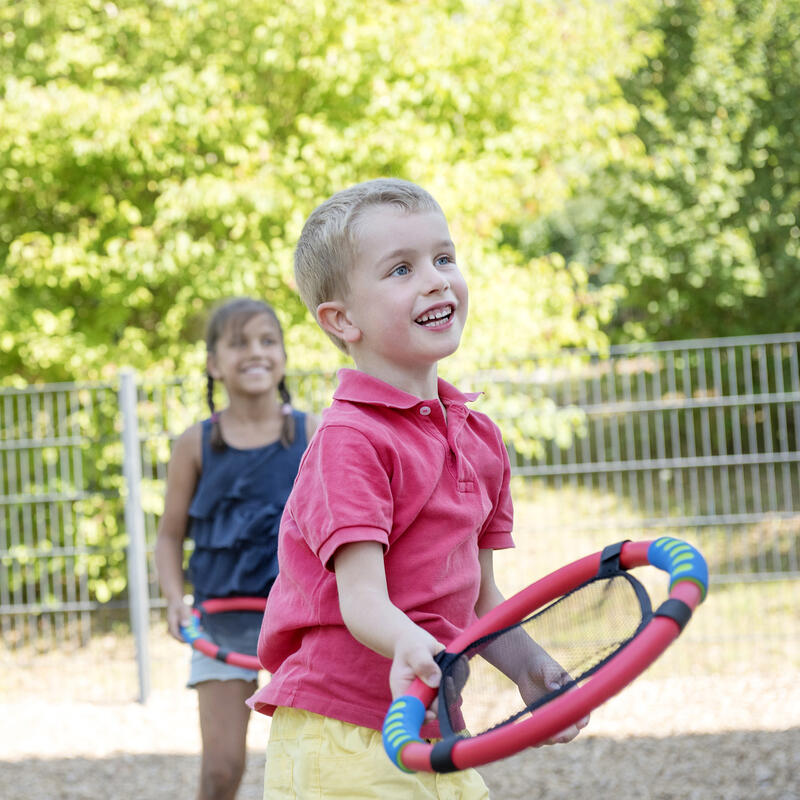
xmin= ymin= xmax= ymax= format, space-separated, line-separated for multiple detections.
xmin=648 ymin=536 xmax=709 ymax=601
xmin=179 ymin=618 xmax=202 ymax=644
xmin=382 ymin=695 xmax=426 ymax=773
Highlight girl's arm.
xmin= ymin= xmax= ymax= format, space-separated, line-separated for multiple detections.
xmin=334 ymin=541 xmax=444 ymax=707
xmin=154 ymin=425 xmax=202 ymax=640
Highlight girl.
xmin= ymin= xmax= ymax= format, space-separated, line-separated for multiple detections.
xmin=155 ymin=297 xmax=318 ymax=800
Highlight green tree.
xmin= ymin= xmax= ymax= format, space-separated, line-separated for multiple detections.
xmin=530 ymin=0 xmax=800 ymax=341
xmin=0 ymin=0 xmax=652 ymax=385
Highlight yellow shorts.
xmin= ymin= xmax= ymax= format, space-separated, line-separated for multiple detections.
xmin=264 ymin=706 xmax=489 ymax=800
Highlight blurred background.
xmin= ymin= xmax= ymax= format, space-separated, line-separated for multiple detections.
xmin=1 ymin=0 xmax=798 ymax=724
xmin=3 ymin=0 xmax=799 ymax=386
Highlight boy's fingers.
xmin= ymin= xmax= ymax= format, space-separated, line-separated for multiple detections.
xmin=544 ymin=667 xmax=571 ymax=692
xmin=417 ymin=661 xmax=441 ymax=688
xmin=411 ymin=645 xmax=444 ymax=689
xmin=539 ymin=725 xmax=577 ymax=746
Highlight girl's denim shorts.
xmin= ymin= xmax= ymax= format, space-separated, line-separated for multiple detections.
xmin=187 ymin=606 xmax=263 ymax=686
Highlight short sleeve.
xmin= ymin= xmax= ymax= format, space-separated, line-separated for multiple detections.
xmin=478 ymin=428 xmax=514 ymax=551
xmin=292 ymin=425 xmax=393 ymax=569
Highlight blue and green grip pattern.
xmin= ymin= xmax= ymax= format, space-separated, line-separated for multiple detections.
xmin=648 ymin=536 xmax=709 ymax=601
xmin=179 ymin=617 xmax=202 ymax=644
xmin=382 ymin=695 xmax=426 ymax=772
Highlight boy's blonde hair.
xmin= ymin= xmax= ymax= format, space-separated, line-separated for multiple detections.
xmin=294 ymin=178 xmax=443 ymax=352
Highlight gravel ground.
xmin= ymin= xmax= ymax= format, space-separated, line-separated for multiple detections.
xmin=2 ymin=674 xmax=798 ymax=800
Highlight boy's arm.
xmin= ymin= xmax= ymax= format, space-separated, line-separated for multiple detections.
xmin=475 ymin=547 xmax=507 ymax=617
xmin=475 ymin=549 xmax=588 ymax=744
xmin=334 ymin=541 xmax=444 ymax=707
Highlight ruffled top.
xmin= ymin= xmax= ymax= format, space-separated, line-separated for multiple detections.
xmin=187 ymin=411 xmax=308 ymax=602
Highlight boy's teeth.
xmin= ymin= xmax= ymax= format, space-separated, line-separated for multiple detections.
xmin=417 ymin=306 xmax=451 ymax=324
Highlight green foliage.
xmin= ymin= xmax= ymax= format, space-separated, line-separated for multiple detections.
xmin=8 ymin=0 xmax=798 ymax=613
xmin=530 ymin=0 xmax=800 ymax=341
xmin=0 ymin=0 xmax=654 ymax=385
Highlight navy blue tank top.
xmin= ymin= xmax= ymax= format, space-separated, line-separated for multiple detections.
xmin=187 ymin=410 xmax=308 ymax=603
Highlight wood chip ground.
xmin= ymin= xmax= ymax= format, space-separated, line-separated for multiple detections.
xmin=2 ymin=674 xmax=798 ymax=799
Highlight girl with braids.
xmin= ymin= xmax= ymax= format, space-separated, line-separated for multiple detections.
xmin=155 ymin=297 xmax=318 ymax=800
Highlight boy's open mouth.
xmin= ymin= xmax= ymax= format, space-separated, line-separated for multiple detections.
xmin=415 ymin=305 xmax=453 ymax=327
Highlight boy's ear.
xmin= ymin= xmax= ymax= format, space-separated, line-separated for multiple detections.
xmin=316 ymin=301 xmax=362 ymax=345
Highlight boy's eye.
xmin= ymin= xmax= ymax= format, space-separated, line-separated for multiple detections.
xmin=435 ymin=254 xmax=454 ymax=267
xmin=392 ymin=264 xmax=410 ymax=276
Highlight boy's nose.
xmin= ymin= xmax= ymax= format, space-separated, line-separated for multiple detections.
xmin=422 ymin=264 xmax=450 ymax=293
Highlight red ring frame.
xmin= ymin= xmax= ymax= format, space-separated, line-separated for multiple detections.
xmin=399 ymin=540 xmax=703 ymax=771
xmin=189 ymin=596 xmax=266 ymax=671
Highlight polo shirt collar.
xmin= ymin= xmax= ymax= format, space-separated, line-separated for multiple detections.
xmin=333 ymin=368 xmax=481 ymax=409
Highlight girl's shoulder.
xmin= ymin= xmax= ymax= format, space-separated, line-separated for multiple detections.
xmin=175 ymin=419 xmax=205 ymax=444
xmin=170 ymin=421 xmax=204 ymax=471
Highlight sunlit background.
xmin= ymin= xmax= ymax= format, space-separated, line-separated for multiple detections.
xmin=1 ymin=2 xmax=799 ymax=798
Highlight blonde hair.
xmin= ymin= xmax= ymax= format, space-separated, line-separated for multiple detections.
xmin=294 ymin=178 xmax=443 ymax=352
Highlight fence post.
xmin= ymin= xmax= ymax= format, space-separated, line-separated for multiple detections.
xmin=119 ymin=368 xmax=151 ymax=703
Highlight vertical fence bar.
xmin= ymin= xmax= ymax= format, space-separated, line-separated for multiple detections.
xmin=72 ymin=387 xmax=92 ymax=645
xmin=773 ymin=344 xmax=792 ymax=512
xmin=788 ymin=344 xmax=800 ymax=574
xmin=696 ymin=348 xmax=715 ymax=518
xmin=119 ymin=368 xmax=151 ymax=703
xmin=635 ymin=366 xmax=651 ymax=516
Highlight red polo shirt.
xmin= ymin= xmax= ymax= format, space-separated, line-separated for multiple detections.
xmin=248 ymin=369 xmax=514 ymax=733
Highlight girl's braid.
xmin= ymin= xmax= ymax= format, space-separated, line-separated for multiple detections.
xmin=206 ymin=373 xmax=226 ymax=451
xmin=278 ymin=377 xmax=295 ymax=448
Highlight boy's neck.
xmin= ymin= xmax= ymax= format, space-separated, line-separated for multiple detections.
xmin=350 ymin=358 xmax=440 ymax=401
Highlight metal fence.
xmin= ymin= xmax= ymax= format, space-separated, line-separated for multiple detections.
xmin=2 ymin=333 xmax=799 ymax=702
xmin=503 ymin=333 xmax=800 ymax=575
xmin=491 ymin=332 xmax=800 ymax=677
xmin=0 ymin=381 xmax=120 ymax=651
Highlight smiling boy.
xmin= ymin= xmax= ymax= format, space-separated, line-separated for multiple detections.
xmin=248 ymin=179 xmax=583 ymax=798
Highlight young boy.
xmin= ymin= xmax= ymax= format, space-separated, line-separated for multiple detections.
xmin=248 ymin=178 xmax=585 ymax=798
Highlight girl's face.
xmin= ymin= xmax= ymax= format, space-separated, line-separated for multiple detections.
xmin=207 ymin=312 xmax=286 ymax=398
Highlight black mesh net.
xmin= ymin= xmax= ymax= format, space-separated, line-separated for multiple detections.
xmin=437 ymin=572 xmax=652 ymax=738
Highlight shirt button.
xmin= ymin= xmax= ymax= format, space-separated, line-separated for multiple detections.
xmin=419 ymin=405 xmax=431 ymax=415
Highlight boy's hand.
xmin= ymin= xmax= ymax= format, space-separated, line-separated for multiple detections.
xmin=389 ymin=629 xmax=445 ymax=722
xmin=516 ymin=650 xmax=590 ymax=745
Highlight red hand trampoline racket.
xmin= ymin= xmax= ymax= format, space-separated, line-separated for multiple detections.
xmin=179 ymin=596 xmax=266 ymax=671
xmin=383 ymin=537 xmax=708 ymax=772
